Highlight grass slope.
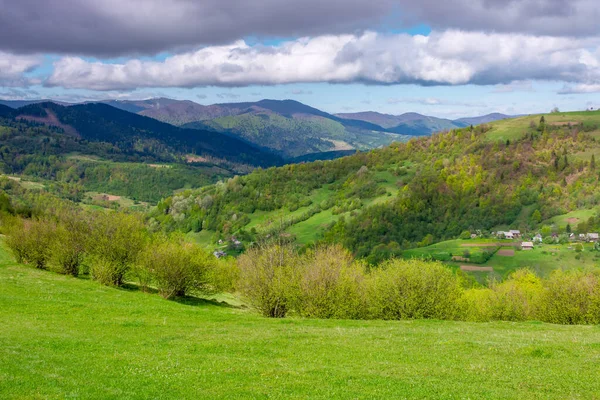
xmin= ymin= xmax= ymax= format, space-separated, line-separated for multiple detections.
xmin=1 ymin=249 xmax=600 ymax=398
xmin=404 ymin=238 xmax=600 ymax=279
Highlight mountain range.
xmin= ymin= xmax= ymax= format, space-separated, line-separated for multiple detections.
xmin=0 ymin=98 xmax=514 ymax=159
xmin=1 ymin=101 xmax=282 ymax=169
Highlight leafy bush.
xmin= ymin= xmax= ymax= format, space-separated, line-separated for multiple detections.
xmin=49 ymin=212 xmax=90 ymax=276
xmin=4 ymin=217 xmax=55 ymax=269
xmin=237 ymin=244 xmax=301 ymax=318
xmin=458 ymin=288 xmax=496 ymax=322
xmin=490 ymin=269 xmax=543 ymax=321
xmin=539 ymin=270 xmax=600 ymax=325
xmin=294 ymin=245 xmax=367 ymax=319
xmin=87 ymin=213 xmax=147 ymax=286
xmin=138 ymin=237 xmax=213 ymax=299
xmin=366 ymin=259 xmax=462 ymax=320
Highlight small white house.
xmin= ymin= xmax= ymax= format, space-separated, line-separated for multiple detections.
xmin=587 ymin=233 xmax=599 ymax=242
xmin=533 ymin=234 xmax=543 ymax=243
xmin=522 ymin=242 xmax=534 ymax=250
xmin=510 ymin=230 xmax=522 ymax=238
xmin=504 ymin=232 xmax=515 ymax=240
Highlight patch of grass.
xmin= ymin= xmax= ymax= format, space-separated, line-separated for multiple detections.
xmin=1 ymin=252 xmax=600 ymax=398
xmin=546 ymin=209 xmax=598 ymax=228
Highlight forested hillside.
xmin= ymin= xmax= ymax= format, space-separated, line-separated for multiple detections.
xmin=104 ymin=98 xmax=411 ymax=158
xmin=151 ymin=109 xmax=600 ymax=261
xmin=0 ymin=102 xmax=283 ymax=202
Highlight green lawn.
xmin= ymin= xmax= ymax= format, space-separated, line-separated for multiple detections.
xmin=0 ymin=250 xmax=600 ymax=399
xmin=1 ymin=252 xmax=600 ymax=399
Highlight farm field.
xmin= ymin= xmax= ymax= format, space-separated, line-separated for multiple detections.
xmin=403 ymin=238 xmax=600 ymax=279
xmin=1 ymin=246 xmax=600 ymax=399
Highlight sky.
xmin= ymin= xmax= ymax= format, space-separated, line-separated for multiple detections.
xmin=1 ymin=0 xmax=600 ymax=118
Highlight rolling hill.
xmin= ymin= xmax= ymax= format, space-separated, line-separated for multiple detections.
xmin=0 ymin=102 xmax=283 ymax=202
xmin=12 ymin=102 xmax=282 ymax=168
xmin=335 ymin=111 xmax=514 ymax=136
xmin=103 ymin=98 xmax=411 ymax=158
xmin=151 ymin=109 xmax=600 ymax=267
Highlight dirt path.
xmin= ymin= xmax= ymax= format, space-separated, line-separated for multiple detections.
xmin=460 ymin=265 xmax=494 ymax=272
xmin=497 ymin=249 xmax=515 ymax=257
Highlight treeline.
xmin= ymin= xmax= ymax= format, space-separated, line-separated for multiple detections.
xmin=1 ymin=208 xmax=234 ymax=299
xmin=238 ymin=245 xmax=600 ymax=325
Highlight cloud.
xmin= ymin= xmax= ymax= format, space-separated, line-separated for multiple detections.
xmin=196 ymin=94 xmax=208 ymax=100
xmin=1 ymin=1 xmax=599 ymax=58
xmin=387 ymin=97 xmax=486 ymax=107
xmin=289 ymin=89 xmax=313 ymax=95
xmin=0 ymin=0 xmax=394 ymax=56
xmin=46 ymin=31 xmax=600 ymax=91
xmin=0 ymin=87 xmax=40 ymax=100
xmin=216 ymin=93 xmax=241 ymax=100
xmin=399 ymin=0 xmax=600 ymax=37
xmin=558 ymin=84 xmax=600 ymax=94
xmin=492 ymin=81 xmax=535 ymax=93
xmin=0 ymin=51 xmax=42 ymax=86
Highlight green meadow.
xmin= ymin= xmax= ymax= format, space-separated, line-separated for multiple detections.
xmin=404 ymin=238 xmax=600 ymax=279
xmin=1 ymin=243 xmax=600 ymax=399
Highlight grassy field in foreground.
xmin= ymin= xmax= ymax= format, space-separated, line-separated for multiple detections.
xmin=1 ymin=249 xmax=600 ymax=398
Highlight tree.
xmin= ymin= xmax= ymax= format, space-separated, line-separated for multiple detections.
xmin=460 ymin=230 xmax=472 ymax=240
xmin=591 ymin=155 xmax=596 ymax=170
xmin=531 ymin=210 xmax=542 ymax=224
xmin=566 ymin=223 xmax=572 ymax=234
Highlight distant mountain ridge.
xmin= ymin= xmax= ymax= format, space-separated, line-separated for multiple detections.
xmin=335 ymin=111 xmax=514 ymax=136
xmin=1 ymin=97 xmax=516 ymax=158
xmin=4 ymin=102 xmax=282 ymax=169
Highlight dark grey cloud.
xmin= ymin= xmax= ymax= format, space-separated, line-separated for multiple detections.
xmin=399 ymin=0 xmax=599 ymax=37
xmin=0 ymin=0 xmax=394 ymax=56
xmin=1 ymin=0 xmax=598 ymax=58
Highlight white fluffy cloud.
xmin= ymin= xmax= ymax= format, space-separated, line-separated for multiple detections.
xmin=46 ymin=31 xmax=600 ymax=91
xmin=0 ymin=52 xmax=41 ymax=86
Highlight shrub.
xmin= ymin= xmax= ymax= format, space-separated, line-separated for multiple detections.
xmin=139 ymin=237 xmax=213 ymax=299
xmin=4 ymin=217 xmax=55 ymax=269
xmin=458 ymin=288 xmax=495 ymax=322
xmin=210 ymin=256 xmax=239 ymax=294
xmin=539 ymin=270 xmax=600 ymax=325
xmin=87 ymin=212 xmax=147 ymax=286
xmin=49 ymin=212 xmax=90 ymax=276
xmin=366 ymin=259 xmax=462 ymax=320
xmin=237 ymin=244 xmax=301 ymax=318
xmin=490 ymin=269 xmax=543 ymax=321
xmin=294 ymin=245 xmax=367 ymax=319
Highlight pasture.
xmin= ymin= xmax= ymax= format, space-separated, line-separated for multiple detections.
xmin=1 ymin=245 xmax=600 ymax=399
xmin=404 ymin=238 xmax=600 ymax=279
